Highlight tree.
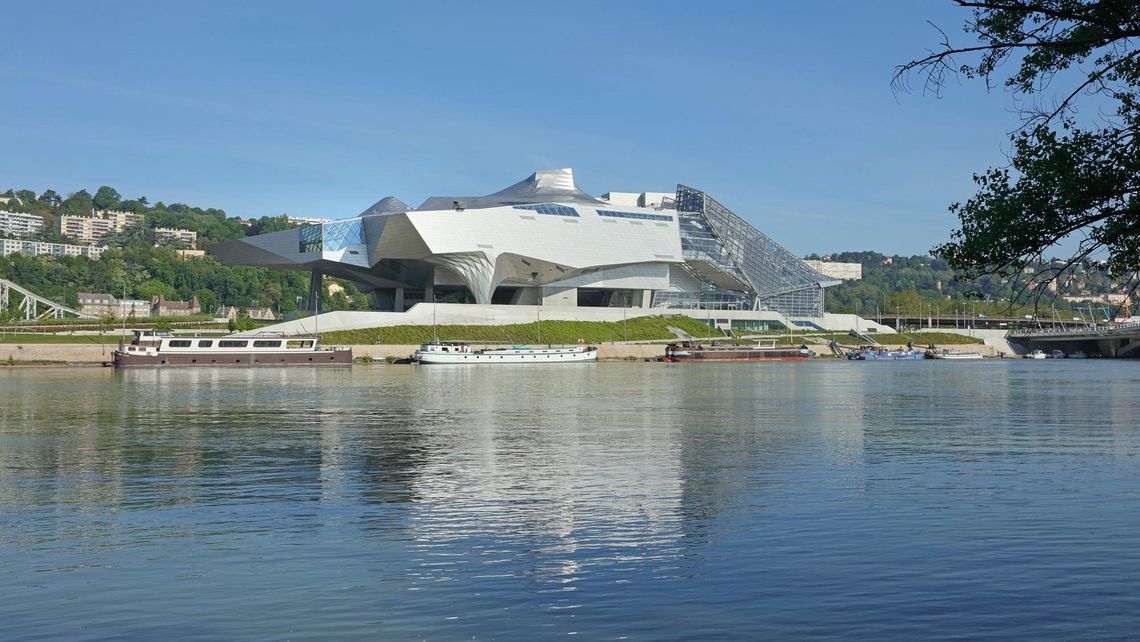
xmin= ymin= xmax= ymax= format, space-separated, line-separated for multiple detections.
xmin=93 ymin=186 xmax=122 ymax=211
xmin=246 ymin=215 xmax=296 ymax=236
xmin=60 ymin=190 xmax=94 ymax=216
xmin=228 ymin=311 xmax=256 ymax=332
xmin=896 ymin=0 xmax=1140 ymax=309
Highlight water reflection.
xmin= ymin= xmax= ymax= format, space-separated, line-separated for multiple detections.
xmin=3 ymin=361 xmax=1140 ymax=639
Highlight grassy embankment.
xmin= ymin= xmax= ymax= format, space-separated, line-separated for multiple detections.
xmin=320 ymin=315 xmax=715 ymax=345
xmin=0 ymin=333 xmax=123 ymax=344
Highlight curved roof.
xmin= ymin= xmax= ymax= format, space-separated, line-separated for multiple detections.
xmin=359 ymin=196 xmax=411 ymax=217
xmin=417 ymin=168 xmax=606 ymax=211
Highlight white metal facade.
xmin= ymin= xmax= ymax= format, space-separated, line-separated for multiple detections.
xmin=211 ymin=169 xmax=834 ymax=317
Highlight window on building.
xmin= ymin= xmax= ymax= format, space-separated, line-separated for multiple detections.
xmin=512 ymin=204 xmax=580 ymax=217
xmin=596 ymin=209 xmax=673 ymax=222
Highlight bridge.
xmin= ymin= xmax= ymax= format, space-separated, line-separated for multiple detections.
xmin=868 ymin=313 xmax=1090 ymax=332
xmin=0 ymin=279 xmax=93 ymax=320
xmin=1008 ymin=322 xmax=1140 ymax=357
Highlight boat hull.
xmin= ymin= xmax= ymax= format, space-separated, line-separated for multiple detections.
xmin=662 ymin=355 xmax=810 ymax=362
xmin=662 ymin=344 xmax=813 ymax=362
xmin=928 ymin=353 xmax=984 ymax=360
xmin=112 ymin=349 xmax=353 ymax=367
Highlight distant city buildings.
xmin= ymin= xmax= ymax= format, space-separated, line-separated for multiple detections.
xmin=0 ymin=211 xmax=46 ymax=238
xmin=56 ymin=210 xmax=144 ymax=244
xmin=77 ymin=293 xmax=201 ymax=318
xmin=154 ymin=227 xmax=198 ymax=247
xmin=0 ymin=239 xmax=106 ymax=259
xmin=175 ymin=249 xmax=206 ymax=259
xmin=804 ymin=260 xmax=862 ymax=281
xmin=77 ymin=293 xmax=150 ymax=318
xmin=151 ymin=294 xmax=201 ymax=317
xmin=286 ymin=215 xmax=330 ymax=225
xmin=1064 ymin=293 xmax=1132 ymax=305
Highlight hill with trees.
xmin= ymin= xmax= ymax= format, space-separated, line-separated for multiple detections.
xmin=819 ymin=251 xmax=1127 ymax=318
xmin=0 ymin=185 xmax=368 ymax=314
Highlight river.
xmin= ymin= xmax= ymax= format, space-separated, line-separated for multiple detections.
xmin=2 ymin=361 xmax=1139 ymax=640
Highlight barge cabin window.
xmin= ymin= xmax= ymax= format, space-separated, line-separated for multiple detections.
xmin=219 ymin=340 xmax=249 ymax=348
xmin=286 ymin=340 xmax=314 ymax=349
xmin=168 ymin=340 xmax=192 ymax=348
xmin=198 ymin=340 xmax=213 ymax=348
xmin=253 ymin=340 xmax=282 ymax=348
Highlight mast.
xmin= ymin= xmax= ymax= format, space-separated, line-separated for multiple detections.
xmin=120 ymin=284 xmax=126 ymax=346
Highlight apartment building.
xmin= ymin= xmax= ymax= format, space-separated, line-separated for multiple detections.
xmin=56 ymin=210 xmax=144 ymax=244
xmin=0 ymin=211 xmax=46 ymax=238
xmin=0 ymin=239 xmax=107 ymax=259
xmin=154 ymin=227 xmax=198 ymax=247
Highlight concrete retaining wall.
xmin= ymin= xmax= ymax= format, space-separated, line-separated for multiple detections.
xmin=0 ymin=344 xmax=114 ymax=364
xmin=241 ymin=304 xmax=891 ymax=337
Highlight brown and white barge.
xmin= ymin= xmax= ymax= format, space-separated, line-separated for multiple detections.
xmin=112 ymin=330 xmax=352 ymax=367
xmin=662 ymin=340 xmax=813 ymax=362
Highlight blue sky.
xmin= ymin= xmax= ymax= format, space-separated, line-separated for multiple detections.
xmin=1 ymin=1 xmax=1025 ymax=255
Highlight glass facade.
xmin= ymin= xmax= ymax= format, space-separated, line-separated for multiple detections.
xmin=298 ymin=225 xmax=322 ymax=254
xmin=512 ymin=204 xmax=580 ymax=217
xmin=596 ymin=210 xmax=674 ymax=222
xmin=298 ymin=219 xmax=365 ymax=254
xmin=322 ymin=219 xmax=364 ymax=251
xmin=672 ymin=185 xmax=834 ymax=317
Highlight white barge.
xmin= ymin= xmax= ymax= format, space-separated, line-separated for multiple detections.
xmin=112 ymin=330 xmax=352 ymax=367
xmin=413 ymin=341 xmax=597 ymax=364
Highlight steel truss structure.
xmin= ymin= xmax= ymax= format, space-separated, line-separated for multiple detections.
xmin=0 ymin=278 xmax=93 ymax=320
xmin=672 ymin=185 xmax=838 ymax=317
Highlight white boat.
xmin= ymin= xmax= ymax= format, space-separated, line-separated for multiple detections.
xmin=927 ymin=349 xmax=984 ymax=360
xmin=413 ymin=341 xmax=598 ymax=364
xmin=1023 ymin=349 xmax=1048 ymax=359
xmin=113 ymin=330 xmax=352 ymax=367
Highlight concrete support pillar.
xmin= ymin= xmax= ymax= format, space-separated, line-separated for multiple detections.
xmin=641 ymin=289 xmax=653 ymax=308
xmin=307 ymin=269 xmax=322 ymax=313
xmin=425 ymin=285 xmax=435 ymax=304
xmin=394 ymin=287 xmax=405 ymax=313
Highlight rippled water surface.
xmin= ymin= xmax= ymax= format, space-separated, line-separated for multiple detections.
xmin=3 ymin=361 xmax=1140 ymax=640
